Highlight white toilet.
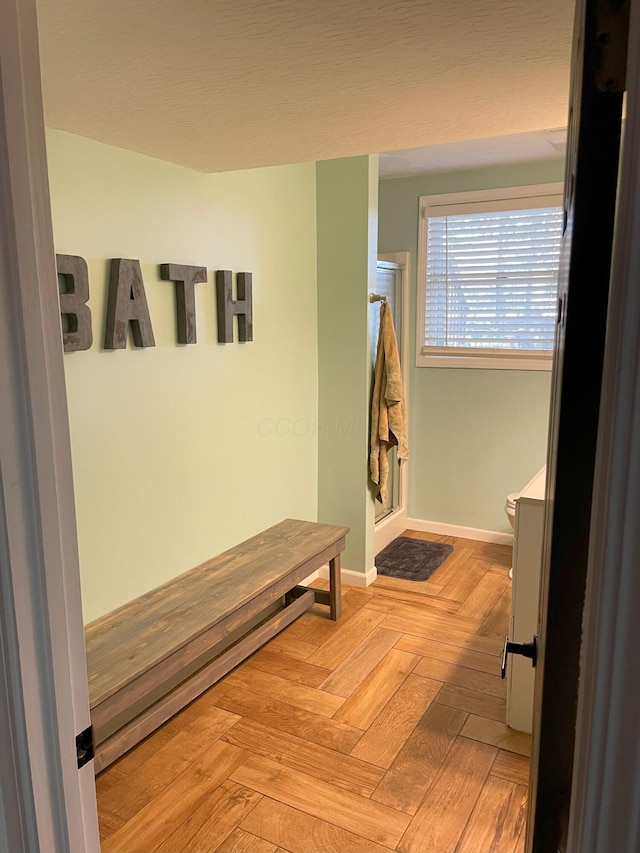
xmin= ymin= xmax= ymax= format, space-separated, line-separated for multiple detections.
xmin=505 ymin=492 xmax=519 ymax=530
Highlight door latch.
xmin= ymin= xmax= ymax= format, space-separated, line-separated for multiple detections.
xmin=76 ymin=725 xmax=94 ymax=769
xmin=501 ymin=636 xmax=537 ymax=679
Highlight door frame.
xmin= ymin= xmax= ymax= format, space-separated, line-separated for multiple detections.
xmin=373 ymin=252 xmax=410 ymax=553
xmin=567 ymin=2 xmax=640 ymax=848
xmin=0 ymin=1 xmax=99 ymax=850
xmin=3 ymin=0 xmax=640 ymax=850
xmin=528 ymin=0 xmax=634 ymax=850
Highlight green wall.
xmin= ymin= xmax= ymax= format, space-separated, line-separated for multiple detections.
xmin=48 ymin=129 xmax=559 ymax=621
xmin=378 ymin=159 xmax=565 ymax=533
xmin=47 ymin=130 xmax=319 ymax=621
xmin=317 ymin=156 xmax=378 ymax=575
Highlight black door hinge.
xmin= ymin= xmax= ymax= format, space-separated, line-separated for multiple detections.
xmin=76 ymin=725 xmax=94 ymax=769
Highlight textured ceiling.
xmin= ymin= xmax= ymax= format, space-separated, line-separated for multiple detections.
xmin=37 ymin=0 xmax=575 ymax=174
xmin=379 ymin=127 xmax=567 ymax=178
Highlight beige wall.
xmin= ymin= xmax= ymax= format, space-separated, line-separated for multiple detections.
xmin=47 ymin=130 xmax=319 ymax=622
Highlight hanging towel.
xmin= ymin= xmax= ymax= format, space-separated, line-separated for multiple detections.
xmin=370 ymin=301 xmax=408 ymax=504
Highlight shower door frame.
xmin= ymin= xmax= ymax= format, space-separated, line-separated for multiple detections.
xmin=373 ymin=252 xmax=410 ymax=555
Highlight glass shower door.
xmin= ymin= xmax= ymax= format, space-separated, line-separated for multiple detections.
xmin=369 ymin=262 xmax=403 ymax=522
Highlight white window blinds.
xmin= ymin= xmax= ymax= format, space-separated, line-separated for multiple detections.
xmin=418 ymin=187 xmax=564 ymax=369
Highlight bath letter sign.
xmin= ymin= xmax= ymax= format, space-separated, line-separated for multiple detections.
xmin=160 ymin=263 xmax=208 ymax=345
xmin=216 ymin=270 xmax=253 ymax=343
xmin=57 ymin=254 xmax=93 ymax=352
xmin=104 ymin=259 xmax=156 ymax=350
xmin=56 ymin=255 xmax=253 ymax=353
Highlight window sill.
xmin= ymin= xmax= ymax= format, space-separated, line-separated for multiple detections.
xmin=416 ymin=353 xmax=553 ymax=371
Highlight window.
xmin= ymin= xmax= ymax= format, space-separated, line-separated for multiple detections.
xmin=416 ymin=184 xmax=564 ymax=369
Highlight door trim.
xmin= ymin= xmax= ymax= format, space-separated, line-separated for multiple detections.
xmin=0 ymin=1 xmax=99 ymax=850
xmin=568 ymin=4 xmax=640 ymax=848
xmin=527 ymin=0 xmax=627 ymax=848
xmin=375 ymin=252 xmax=410 ymax=553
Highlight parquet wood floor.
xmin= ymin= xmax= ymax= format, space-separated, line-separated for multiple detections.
xmin=96 ymin=532 xmax=531 ymax=853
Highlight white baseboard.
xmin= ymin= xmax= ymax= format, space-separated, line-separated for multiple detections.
xmin=303 ymin=564 xmax=378 ymax=588
xmin=406 ymin=517 xmax=514 ymax=546
xmin=320 ymin=563 xmax=377 ymax=587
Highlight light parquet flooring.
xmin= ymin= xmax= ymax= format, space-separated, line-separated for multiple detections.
xmin=97 ymin=532 xmax=531 ymax=853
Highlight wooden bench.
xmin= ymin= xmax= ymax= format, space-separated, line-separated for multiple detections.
xmin=84 ymin=518 xmax=348 ymax=773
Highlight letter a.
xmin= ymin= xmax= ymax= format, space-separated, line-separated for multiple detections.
xmin=104 ymin=259 xmax=156 ymax=349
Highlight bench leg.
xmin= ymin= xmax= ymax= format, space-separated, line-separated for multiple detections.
xmin=329 ymin=554 xmax=342 ymax=620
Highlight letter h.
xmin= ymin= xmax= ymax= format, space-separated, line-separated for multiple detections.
xmin=216 ymin=270 xmax=253 ymax=343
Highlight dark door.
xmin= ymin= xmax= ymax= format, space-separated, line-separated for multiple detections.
xmin=526 ymin=1 xmax=628 ymax=850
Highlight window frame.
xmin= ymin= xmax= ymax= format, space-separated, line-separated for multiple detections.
xmin=416 ymin=182 xmax=565 ymax=370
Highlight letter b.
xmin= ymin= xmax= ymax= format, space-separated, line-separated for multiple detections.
xmin=57 ymin=254 xmax=93 ymax=352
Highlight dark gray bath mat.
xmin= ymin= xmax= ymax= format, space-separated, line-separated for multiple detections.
xmin=376 ymin=536 xmax=453 ymax=582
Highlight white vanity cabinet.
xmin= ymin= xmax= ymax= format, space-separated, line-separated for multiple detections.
xmin=506 ymin=466 xmax=546 ymax=734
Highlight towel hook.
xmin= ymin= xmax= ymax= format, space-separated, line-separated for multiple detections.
xmin=368 ymin=293 xmax=387 ymax=304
